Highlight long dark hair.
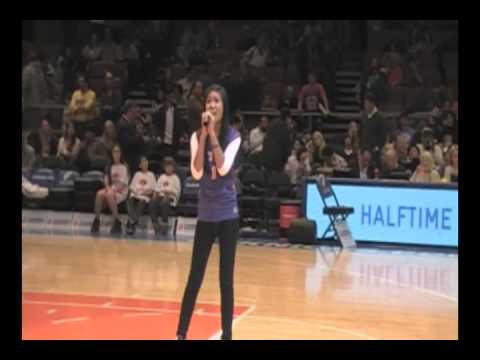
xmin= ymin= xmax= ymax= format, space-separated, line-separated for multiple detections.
xmin=105 ymin=143 xmax=128 ymax=186
xmin=203 ymin=84 xmax=231 ymax=150
xmin=201 ymin=84 xmax=232 ymax=173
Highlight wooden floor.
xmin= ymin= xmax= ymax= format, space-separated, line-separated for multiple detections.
xmin=22 ymin=234 xmax=458 ymax=340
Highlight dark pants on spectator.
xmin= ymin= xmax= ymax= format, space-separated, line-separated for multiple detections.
xmin=127 ymin=197 xmax=147 ymax=224
xmin=176 ymin=218 xmax=239 ymax=340
xmin=149 ymin=196 xmax=172 ymax=224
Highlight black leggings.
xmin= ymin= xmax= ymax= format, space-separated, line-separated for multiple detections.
xmin=176 ymin=218 xmax=239 ymax=340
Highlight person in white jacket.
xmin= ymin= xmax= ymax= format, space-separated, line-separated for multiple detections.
xmin=126 ymin=156 xmax=156 ymax=235
xmin=149 ymin=157 xmax=181 ymax=235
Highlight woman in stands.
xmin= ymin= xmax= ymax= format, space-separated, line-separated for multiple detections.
xmin=176 ymin=85 xmax=241 ymax=340
xmin=57 ymin=121 xmax=81 ymax=169
xmin=90 ymin=144 xmax=129 ymax=235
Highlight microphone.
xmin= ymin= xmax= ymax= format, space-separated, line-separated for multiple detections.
xmin=202 ymin=112 xmax=212 ymax=127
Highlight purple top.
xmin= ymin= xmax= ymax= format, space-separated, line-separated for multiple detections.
xmin=190 ymin=126 xmax=241 ymax=222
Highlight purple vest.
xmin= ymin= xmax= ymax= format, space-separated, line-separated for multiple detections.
xmin=198 ymin=127 xmax=240 ymax=222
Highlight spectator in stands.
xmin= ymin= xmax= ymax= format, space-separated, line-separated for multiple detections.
xmin=394 ymin=112 xmax=415 ymax=146
xmin=149 ymin=157 xmax=181 ymax=235
xmin=297 ymin=72 xmax=330 ymax=114
xmin=307 ymin=130 xmax=327 ymax=166
xmin=28 ymin=118 xmax=58 ymax=160
xmin=357 ymin=149 xmax=375 ymax=179
xmin=395 ymin=133 xmax=411 ymax=170
xmin=321 ymin=146 xmax=348 ymax=172
xmin=22 ymin=49 xmax=48 ymax=107
xmin=99 ymin=72 xmax=123 ymax=122
xmin=364 ymin=57 xmax=388 ymax=105
xmin=153 ymin=92 xmax=186 ymax=161
xmin=340 ymin=136 xmax=358 ymax=169
xmin=82 ymin=32 xmax=102 ymax=67
xmin=361 ymin=94 xmax=387 ymax=167
xmin=241 ymin=35 xmax=270 ymax=70
xmin=74 ymin=126 xmax=108 ymax=173
xmin=403 ymin=144 xmax=421 ymax=174
xmin=99 ymin=120 xmax=117 ymax=155
xmin=177 ymin=68 xmax=194 ymax=102
xmin=154 ymin=87 xmax=167 ymax=111
xmin=284 ymin=145 xmax=311 ymax=185
xmin=381 ymin=148 xmax=408 ymax=179
xmin=125 ymin=155 xmax=156 ymax=236
xmin=440 ymin=133 xmax=454 ymax=161
xmin=410 ymin=151 xmax=441 ymax=183
xmin=437 ymin=99 xmax=457 ymax=143
xmin=347 ymin=120 xmax=361 ymax=152
xmin=117 ymin=103 xmax=145 ymax=172
xmin=57 ymin=121 xmax=81 ymax=168
xmin=248 ymin=115 xmax=269 ymax=165
xmin=174 ymin=84 xmax=187 ymax=109
xmin=22 ymin=130 xmax=36 ymax=170
xmin=91 ymin=144 xmax=130 ymax=235
xmin=100 ymin=27 xmax=122 ymax=62
xmin=67 ymin=76 xmax=98 ymax=139
xmin=443 ymin=146 xmax=458 ymax=183
xmin=417 ymin=127 xmax=444 ymax=167
xmin=279 ymin=86 xmax=298 ymax=109
xmin=262 ymin=107 xmax=292 ymax=174
xmin=187 ymin=80 xmax=204 ymax=135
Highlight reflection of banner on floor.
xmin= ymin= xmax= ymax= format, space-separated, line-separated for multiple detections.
xmin=175 ymin=217 xmax=197 ymax=237
xmin=22 ymin=210 xmax=176 ymax=236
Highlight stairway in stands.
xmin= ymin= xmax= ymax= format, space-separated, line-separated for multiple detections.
xmin=334 ymin=53 xmax=362 ymax=114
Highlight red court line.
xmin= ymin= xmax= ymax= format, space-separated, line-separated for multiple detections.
xmin=22 ymin=292 xmax=250 ymax=340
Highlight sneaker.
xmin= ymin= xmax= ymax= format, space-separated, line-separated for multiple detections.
xmin=111 ymin=218 xmax=122 ymax=235
xmin=91 ymin=217 xmax=100 ymax=234
xmin=176 ymin=334 xmax=185 ymax=340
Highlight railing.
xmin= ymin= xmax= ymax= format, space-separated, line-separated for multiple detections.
xmin=22 ymin=102 xmax=433 ymax=132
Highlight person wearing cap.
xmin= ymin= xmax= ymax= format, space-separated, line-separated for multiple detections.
xmin=149 ymin=156 xmax=181 ymax=235
xmin=151 ymin=91 xmax=186 ymax=161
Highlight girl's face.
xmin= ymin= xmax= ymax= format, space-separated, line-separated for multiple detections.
xmin=139 ymin=158 xmax=149 ymax=172
xmin=164 ymin=164 xmax=174 ymax=175
xmin=205 ymin=90 xmax=224 ymax=124
xmin=112 ymin=146 xmax=121 ymax=164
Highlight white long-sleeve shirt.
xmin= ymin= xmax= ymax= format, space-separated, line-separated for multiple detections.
xmin=129 ymin=170 xmax=156 ymax=202
xmin=155 ymin=173 xmax=181 ymax=206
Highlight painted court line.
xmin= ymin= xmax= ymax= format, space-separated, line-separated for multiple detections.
xmin=51 ymin=317 xmax=89 ymax=325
